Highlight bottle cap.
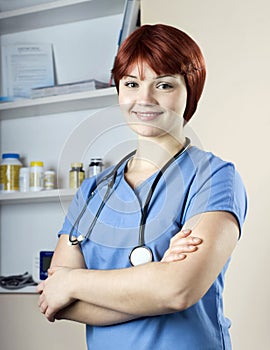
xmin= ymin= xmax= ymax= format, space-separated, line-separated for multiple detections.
xmin=30 ymin=161 xmax=44 ymax=167
xmin=71 ymin=162 xmax=83 ymax=168
xmin=2 ymin=153 xmax=20 ymax=159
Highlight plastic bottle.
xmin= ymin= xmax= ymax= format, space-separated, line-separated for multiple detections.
xmin=69 ymin=162 xmax=85 ymax=189
xmin=88 ymin=157 xmax=103 ymax=178
xmin=0 ymin=153 xmax=22 ymax=192
xmin=19 ymin=167 xmax=30 ymax=192
xmin=44 ymin=170 xmax=55 ymax=190
xmin=30 ymin=161 xmax=44 ymax=191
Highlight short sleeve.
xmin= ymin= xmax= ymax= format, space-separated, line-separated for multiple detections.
xmin=183 ymin=154 xmax=248 ymax=236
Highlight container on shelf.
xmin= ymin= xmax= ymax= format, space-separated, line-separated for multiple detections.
xmin=44 ymin=170 xmax=55 ymax=190
xmin=19 ymin=167 xmax=30 ymax=192
xmin=30 ymin=161 xmax=44 ymax=191
xmin=88 ymin=157 xmax=103 ymax=178
xmin=69 ymin=162 xmax=85 ymax=189
xmin=0 ymin=153 xmax=22 ymax=192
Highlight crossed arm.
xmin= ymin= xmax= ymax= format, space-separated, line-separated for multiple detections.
xmin=37 ymin=211 xmax=239 ymax=326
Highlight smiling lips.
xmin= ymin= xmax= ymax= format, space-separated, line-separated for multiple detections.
xmin=132 ymin=111 xmax=163 ymax=121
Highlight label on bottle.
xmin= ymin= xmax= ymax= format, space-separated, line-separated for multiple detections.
xmin=30 ymin=168 xmax=44 ymax=191
xmin=0 ymin=164 xmax=21 ymax=192
xmin=44 ymin=171 xmax=55 ymax=190
xmin=69 ymin=170 xmax=85 ymax=189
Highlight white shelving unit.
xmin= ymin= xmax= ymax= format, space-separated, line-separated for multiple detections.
xmin=0 ymin=188 xmax=76 ymax=204
xmin=0 ymin=87 xmax=118 ymax=119
xmin=0 ymin=0 xmax=125 ymax=34
xmin=0 ymin=0 xmax=129 ymax=294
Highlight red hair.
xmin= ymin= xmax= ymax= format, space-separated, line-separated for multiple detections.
xmin=112 ymin=24 xmax=206 ymax=122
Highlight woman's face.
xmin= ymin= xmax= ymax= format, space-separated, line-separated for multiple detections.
xmin=118 ymin=64 xmax=187 ymax=140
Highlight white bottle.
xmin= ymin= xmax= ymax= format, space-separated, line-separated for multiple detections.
xmin=19 ymin=167 xmax=30 ymax=192
xmin=44 ymin=170 xmax=55 ymax=190
xmin=30 ymin=161 xmax=44 ymax=191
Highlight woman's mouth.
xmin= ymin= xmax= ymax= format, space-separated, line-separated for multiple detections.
xmin=132 ymin=111 xmax=163 ymax=121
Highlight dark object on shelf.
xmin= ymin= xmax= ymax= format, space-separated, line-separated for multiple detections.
xmin=0 ymin=272 xmax=37 ymax=290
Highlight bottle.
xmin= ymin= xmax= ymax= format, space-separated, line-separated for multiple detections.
xmin=69 ymin=162 xmax=85 ymax=189
xmin=19 ymin=167 xmax=30 ymax=192
xmin=88 ymin=157 xmax=103 ymax=178
xmin=44 ymin=170 xmax=55 ymax=190
xmin=30 ymin=161 xmax=44 ymax=191
xmin=0 ymin=153 xmax=22 ymax=192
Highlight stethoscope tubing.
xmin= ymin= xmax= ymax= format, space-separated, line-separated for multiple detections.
xmin=68 ymin=138 xmax=190 ymax=248
xmin=138 ymin=138 xmax=191 ymax=246
xmin=68 ymin=150 xmax=136 ymax=245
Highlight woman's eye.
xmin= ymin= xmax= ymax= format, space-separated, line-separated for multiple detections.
xmin=124 ymin=81 xmax=139 ymax=88
xmin=157 ymin=83 xmax=173 ymax=90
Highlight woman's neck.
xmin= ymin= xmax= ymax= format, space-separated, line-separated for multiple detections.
xmin=132 ymin=135 xmax=187 ymax=171
xmin=125 ymin=135 xmax=187 ymax=189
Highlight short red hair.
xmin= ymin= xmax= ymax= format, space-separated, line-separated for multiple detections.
xmin=112 ymin=24 xmax=206 ymax=122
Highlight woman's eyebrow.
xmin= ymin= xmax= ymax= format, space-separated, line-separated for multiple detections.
xmin=122 ymin=75 xmax=137 ymax=79
xmin=155 ymin=74 xmax=178 ymax=79
xmin=121 ymin=74 xmax=178 ymax=81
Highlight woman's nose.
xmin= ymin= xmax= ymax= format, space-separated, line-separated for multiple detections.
xmin=137 ymin=86 xmax=157 ymax=105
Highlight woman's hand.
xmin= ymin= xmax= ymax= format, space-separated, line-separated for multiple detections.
xmin=161 ymin=229 xmax=202 ymax=263
xmin=37 ymin=267 xmax=76 ymax=322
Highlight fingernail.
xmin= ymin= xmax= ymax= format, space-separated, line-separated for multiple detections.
xmin=182 ymin=229 xmax=191 ymax=234
xmin=192 ymin=237 xmax=201 ymax=243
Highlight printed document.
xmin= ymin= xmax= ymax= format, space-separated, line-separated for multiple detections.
xmin=1 ymin=43 xmax=55 ymax=98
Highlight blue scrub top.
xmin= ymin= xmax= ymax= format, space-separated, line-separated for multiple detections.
xmin=59 ymin=146 xmax=247 ymax=350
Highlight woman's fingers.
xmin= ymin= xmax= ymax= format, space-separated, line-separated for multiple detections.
xmin=169 ymin=228 xmax=192 ymax=244
xmin=162 ymin=253 xmax=187 ymax=263
xmin=169 ymin=243 xmax=199 ymax=254
xmin=161 ymin=228 xmax=203 ymax=263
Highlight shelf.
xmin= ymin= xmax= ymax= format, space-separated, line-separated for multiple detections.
xmin=0 ymin=0 xmax=125 ymax=34
xmin=0 ymin=87 xmax=118 ymax=119
xmin=0 ymin=286 xmax=37 ymax=294
xmin=0 ymin=188 xmax=76 ymax=204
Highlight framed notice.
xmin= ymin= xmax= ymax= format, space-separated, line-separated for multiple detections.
xmin=1 ymin=43 xmax=55 ymax=98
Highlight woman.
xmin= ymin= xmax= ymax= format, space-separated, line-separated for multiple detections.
xmin=38 ymin=24 xmax=247 ymax=349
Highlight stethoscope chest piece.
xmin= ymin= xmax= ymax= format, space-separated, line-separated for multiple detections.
xmin=129 ymin=245 xmax=153 ymax=266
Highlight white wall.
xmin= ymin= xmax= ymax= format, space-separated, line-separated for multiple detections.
xmin=141 ymin=0 xmax=270 ymax=349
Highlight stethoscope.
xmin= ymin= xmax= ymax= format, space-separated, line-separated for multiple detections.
xmin=68 ymin=138 xmax=191 ymax=266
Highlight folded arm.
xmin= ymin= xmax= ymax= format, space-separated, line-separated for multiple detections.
xmin=38 ymin=228 xmax=199 ymax=325
xmin=38 ymin=211 xmax=238 ymax=324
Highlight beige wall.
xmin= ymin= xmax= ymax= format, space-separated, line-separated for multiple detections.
xmin=141 ymin=0 xmax=270 ymax=349
xmin=0 ymin=294 xmax=87 ymax=350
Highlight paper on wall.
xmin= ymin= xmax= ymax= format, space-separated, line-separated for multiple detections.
xmin=1 ymin=43 xmax=55 ymax=98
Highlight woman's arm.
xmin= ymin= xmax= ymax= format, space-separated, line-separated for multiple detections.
xmin=38 ymin=211 xmax=238 ymax=322
xmin=38 ymin=211 xmax=238 ymax=321
xmin=54 ymin=211 xmax=237 ymax=318
xmin=38 ymin=229 xmax=201 ymax=324
xmin=41 ymin=234 xmax=134 ymax=324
